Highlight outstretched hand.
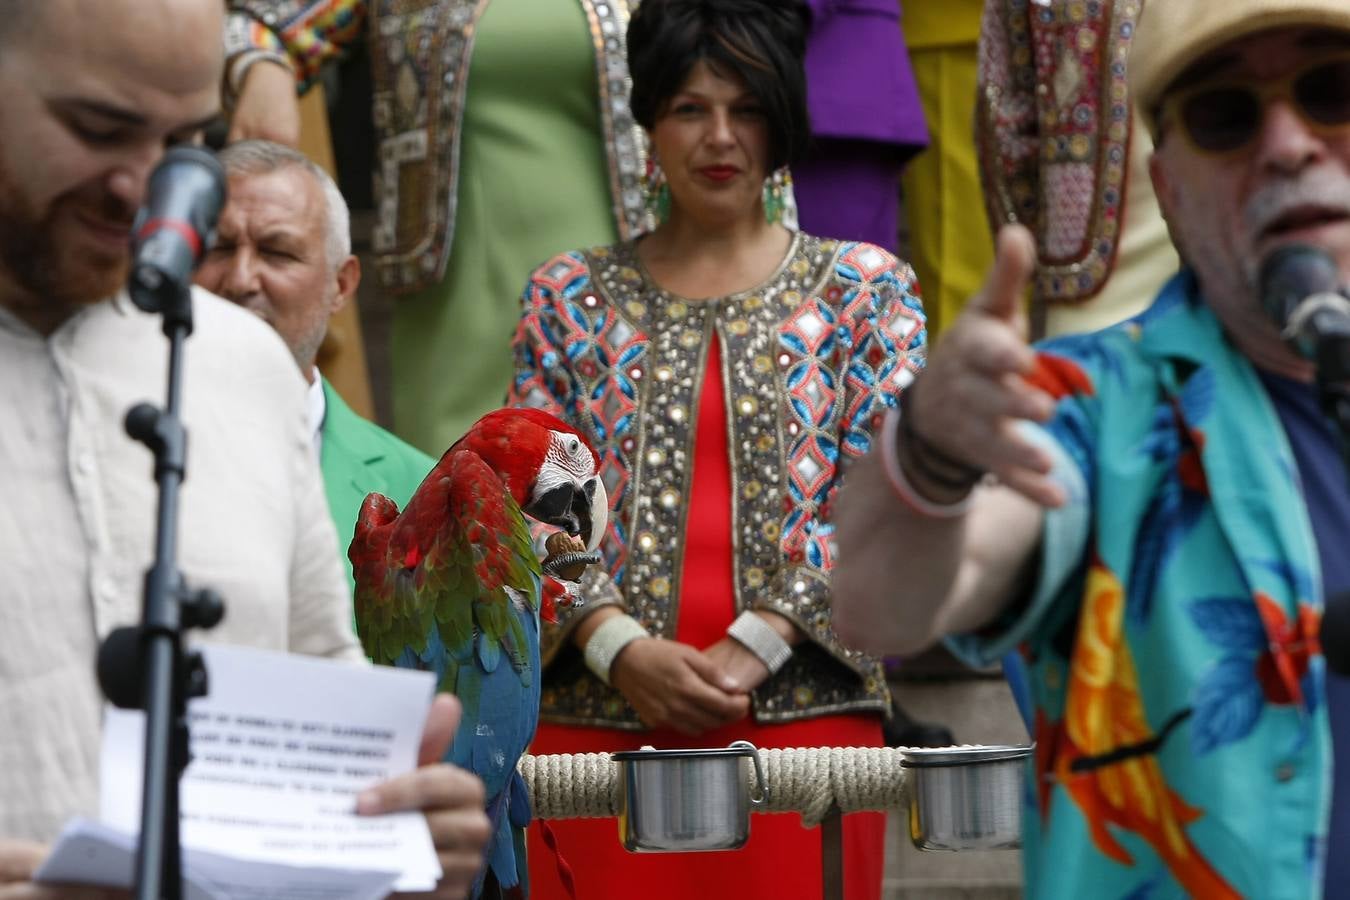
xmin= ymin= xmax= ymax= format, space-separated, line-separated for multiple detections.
xmin=904 ymin=225 xmax=1065 ymax=508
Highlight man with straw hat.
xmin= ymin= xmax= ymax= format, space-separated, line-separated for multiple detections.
xmin=833 ymin=0 xmax=1350 ymax=895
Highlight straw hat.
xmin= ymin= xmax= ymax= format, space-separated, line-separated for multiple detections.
xmin=1130 ymin=0 xmax=1350 ymax=134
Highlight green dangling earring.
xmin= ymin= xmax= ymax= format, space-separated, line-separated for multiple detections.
xmin=653 ymin=181 xmax=671 ymax=225
xmin=763 ymin=167 xmax=792 ymax=225
xmin=643 ymin=157 xmax=671 ymax=226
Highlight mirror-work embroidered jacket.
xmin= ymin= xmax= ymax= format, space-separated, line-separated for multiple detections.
xmin=225 ymin=0 xmax=646 ymax=293
xmin=510 ymin=234 xmax=927 ymax=728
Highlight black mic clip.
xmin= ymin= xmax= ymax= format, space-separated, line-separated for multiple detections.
xmin=97 ymin=587 xmax=224 ymax=712
xmin=1260 ymin=244 xmax=1350 ymax=471
xmin=1286 ymin=292 xmax=1350 ymax=388
xmin=1260 ymin=243 xmax=1350 ymax=384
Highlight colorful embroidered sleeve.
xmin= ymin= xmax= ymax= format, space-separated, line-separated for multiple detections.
xmin=226 ymin=0 xmax=369 ymax=91
xmin=763 ymin=242 xmax=926 ymax=675
xmin=508 ymin=252 xmax=627 ymax=667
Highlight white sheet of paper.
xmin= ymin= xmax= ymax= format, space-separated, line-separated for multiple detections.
xmin=37 ymin=818 xmax=401 ymax=900
xmin=39 ymin=643 xmax=443 ymax=895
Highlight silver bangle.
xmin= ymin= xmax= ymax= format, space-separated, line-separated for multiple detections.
xmin=583 ymin=614 xmax=649 ymax=686
xmin=726 ymin=611 xmax=793 ymax=675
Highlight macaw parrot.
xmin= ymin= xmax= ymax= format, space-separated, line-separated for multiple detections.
xmin=348 ymin=407 xmax=607 ymax=899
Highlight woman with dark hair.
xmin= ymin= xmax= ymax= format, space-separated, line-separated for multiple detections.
xmin=510 ymin=2 xmax=926 ymax=896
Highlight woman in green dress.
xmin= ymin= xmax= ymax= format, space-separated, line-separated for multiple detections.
xmin=225 ymin=0 xmax=647 ymax=454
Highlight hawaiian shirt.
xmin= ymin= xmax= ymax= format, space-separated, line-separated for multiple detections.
xmin=951 ymin=272 xmax=1331 ymax=899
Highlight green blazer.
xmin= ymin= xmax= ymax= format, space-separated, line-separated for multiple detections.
xmin=319 ymin=378 xmax=437 ymax=593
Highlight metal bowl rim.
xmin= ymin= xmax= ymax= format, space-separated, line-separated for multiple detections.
xmin=899 ymin=743 xmax=1033 ymax=768
xmin=611 ymin=746 xmax=757 ymax=762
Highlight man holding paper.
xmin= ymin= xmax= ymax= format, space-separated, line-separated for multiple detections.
xmin=0 ymin=0 xmax=489 ymax=896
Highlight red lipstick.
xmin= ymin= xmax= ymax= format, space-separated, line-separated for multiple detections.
xmin=699 ymin=166 xmax=739 ymax=182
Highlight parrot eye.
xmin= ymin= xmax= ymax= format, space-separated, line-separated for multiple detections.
xmin=568 ymin=438 xmax=580 ymax=455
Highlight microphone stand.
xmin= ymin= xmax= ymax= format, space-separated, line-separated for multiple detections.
xmin=98 ymin=268 xmax=224 ymax=900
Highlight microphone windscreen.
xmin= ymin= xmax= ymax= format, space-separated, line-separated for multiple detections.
xmin=1259 ymin=244 xmax=1342 ymax=330
xmin=129 ymin=146 xmax=227 ymax=314
xmin=1321 ymin=591 xmax=1350 ymax=677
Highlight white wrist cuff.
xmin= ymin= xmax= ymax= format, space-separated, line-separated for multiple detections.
xmin=726 ymin=611 xmax=793 ymax=675
xmin=583 ymin=615 xmax=648 ymax=686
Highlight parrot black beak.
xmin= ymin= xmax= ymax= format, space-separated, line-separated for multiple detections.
xmin=527 ymin=476 xmax=609 ymax=551
xmin=527 ymin=483 xmax=578 ymax=534
xmin=578 ymin=476 xmax=608 ymax=550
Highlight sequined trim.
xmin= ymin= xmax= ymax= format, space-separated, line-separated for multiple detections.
xmin=582 ymin=1 xmax=648 ymax=240
xmin=368 ymin=0 xmax=483 ymax=292
xmin=511 ymin=236 xmax=927 ymax=727
xmin=977 ymin=0 xmax=1140 ymax=305
xmin=368 ymin=0 xmax=644 ymax=293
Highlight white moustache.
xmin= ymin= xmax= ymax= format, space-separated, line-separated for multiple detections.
xmin=1244 ymin=169 xmax=1350 ymax=244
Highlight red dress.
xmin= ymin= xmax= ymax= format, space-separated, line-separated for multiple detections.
xmin=527 ymin=336 xmax=885 ymax=900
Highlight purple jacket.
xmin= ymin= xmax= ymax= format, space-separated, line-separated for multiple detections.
xmin=804 ymin=0 xmax=928 ymax=152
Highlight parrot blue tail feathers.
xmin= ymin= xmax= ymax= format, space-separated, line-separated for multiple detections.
xmin=507 ymin=769 xmax=532 ymax=828
xmin=470 ymin=774 xmax=528 ymax=899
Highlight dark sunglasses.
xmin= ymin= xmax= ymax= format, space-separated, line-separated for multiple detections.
xmin=1159 ymin=52 xmax=1350 ymax=156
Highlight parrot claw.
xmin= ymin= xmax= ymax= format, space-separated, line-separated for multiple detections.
xmin=542 ymin=549 xmax=602 ymax=582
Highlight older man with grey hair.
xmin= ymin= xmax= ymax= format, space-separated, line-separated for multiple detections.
xmin=196 ymin=141 xmax=435 ymax=588
xmin=203 ymin=140 xmax=357 ymax=376
xmin=833 ymin=0 xmax=1350 ymax=896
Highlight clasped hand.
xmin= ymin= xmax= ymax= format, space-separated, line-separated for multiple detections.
xmin=610 ymin=636 xmax=770 ymax=735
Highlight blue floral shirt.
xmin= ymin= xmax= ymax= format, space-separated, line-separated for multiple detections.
xmin=951 ymin=272 xmax=1331 ymax=899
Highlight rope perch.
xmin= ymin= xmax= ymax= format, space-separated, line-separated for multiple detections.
xmin=519 ymin=746 xmax=912 ymax=828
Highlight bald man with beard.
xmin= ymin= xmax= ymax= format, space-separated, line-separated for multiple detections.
xmin=0 ymin=2 xmax=489 ymax=897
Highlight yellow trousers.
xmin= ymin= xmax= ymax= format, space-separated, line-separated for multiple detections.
xmin=899 ymin=0 xmax=992 ymax=341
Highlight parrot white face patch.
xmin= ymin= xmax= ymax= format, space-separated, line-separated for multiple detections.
xmin=530 ymin=429 xmax=608 ymax=550
xmin=537 ymin=429 xmax=595 ymax=494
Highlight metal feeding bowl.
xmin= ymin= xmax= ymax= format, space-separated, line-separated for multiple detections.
xmin=900 ymin=744 xmax=1031 ymax=851
xmin=611 ymin=741 xmax=768 ymax=852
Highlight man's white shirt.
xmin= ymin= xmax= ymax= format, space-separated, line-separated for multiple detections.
xmin=0 ymin=290 xmax=360 ymax=842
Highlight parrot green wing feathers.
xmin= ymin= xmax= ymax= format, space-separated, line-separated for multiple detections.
xmin=346 ymin=406 xmax=603 ymax=900
xmin=349 ymin=449 xmax=543 ymax=672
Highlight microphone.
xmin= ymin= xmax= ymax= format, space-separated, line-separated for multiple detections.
xmin=1258 ymin=244 xmax=1350 ymax=379
xmin=1322 ymin=591 xmax=1350 ymax=677
xmin=129 ymin=145 xmax=227 ymax=315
